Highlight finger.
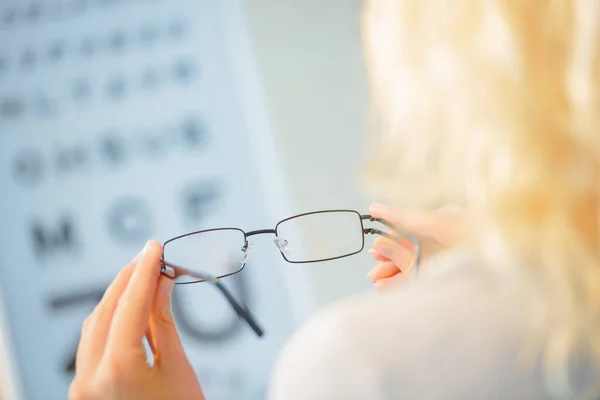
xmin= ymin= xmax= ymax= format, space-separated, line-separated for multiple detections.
xmin=368 ymin=236 xmax=412 ymax=261
xmin=374 ymin=273 xmax=405 ymax=290
xmin=75 ymin=252 xmax=140 ymax=374
xmin=369 ymin=203 xmax=464 ymax=244
xmin=148 ymin=274 xmax=189 ymax=369
xmin=106 ymin=240 xmax=164 ymax=354
xmin=368 ymin=247 xmax=389 ymax=262
xmin=370 ymin=236 xmax=414 ymax=268
xmin=370 ymin=203 xmax=436 ymax=237
xmin=371 ymin=236 xmax=413 ymax=253
xmin=367 ymin=260 xmax=401 ymax=283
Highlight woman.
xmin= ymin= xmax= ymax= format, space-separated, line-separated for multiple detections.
xmin=69 ymin=0 xmax=600 ymax=399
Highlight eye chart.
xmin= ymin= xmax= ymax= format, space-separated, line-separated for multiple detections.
xmin=0 ymin=1 xmax=314 ymax=399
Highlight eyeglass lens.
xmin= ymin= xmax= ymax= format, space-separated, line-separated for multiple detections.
xmin=163 ymin=228 xmax=247 ymax=283
xmin=275 ymin=211 xmax=364 ymax=262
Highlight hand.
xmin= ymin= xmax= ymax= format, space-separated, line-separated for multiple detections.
xmin=69 ymin=240 xmax=205 ymax=400
xmin=367 ymin=203 xmax=467 ymax=290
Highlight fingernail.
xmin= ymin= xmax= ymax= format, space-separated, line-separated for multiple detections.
xmin=142 ymin=240 xmax=152 ymax=256
xmin=368 ymin=248 xmax=382 ymax=257
xmin=367 ymin=266 xmax=378 ymax=279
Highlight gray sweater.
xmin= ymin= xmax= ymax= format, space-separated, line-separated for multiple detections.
xmin=268 ymin=250 xmax=596 ymax=399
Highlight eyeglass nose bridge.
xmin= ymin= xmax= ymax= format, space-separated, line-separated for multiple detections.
xmin=240 ymin=240 xmax=254 ymax=264
xmin=273 ymin=236 xmax=291 ymax=256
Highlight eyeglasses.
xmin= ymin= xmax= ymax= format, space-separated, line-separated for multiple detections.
xmin=160 ymin=209 xmax=420 ymax=338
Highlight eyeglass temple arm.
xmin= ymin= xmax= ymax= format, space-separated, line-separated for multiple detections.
xmin=361 ymin=215 xmax=421 ymax=268
xmin=159 ymin=259 xmax=264 ymax=337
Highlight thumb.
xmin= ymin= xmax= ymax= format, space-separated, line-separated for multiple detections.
xmin=148 ymin=275 xmax=188 ymax=368
xmin=369 ymin=203 xmax=465 ymax=245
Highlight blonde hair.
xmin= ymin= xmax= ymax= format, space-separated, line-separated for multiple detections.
xmin=361 ymin=0 xmax=600 ymax=393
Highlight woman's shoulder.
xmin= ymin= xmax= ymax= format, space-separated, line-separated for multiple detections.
xmin=268 ymin=250 xmax=545 ymax=399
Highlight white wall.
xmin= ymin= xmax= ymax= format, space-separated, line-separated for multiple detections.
xmin=245 ymin=1 xmax=376 ymax=307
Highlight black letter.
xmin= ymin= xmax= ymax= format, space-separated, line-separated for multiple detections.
xmin=99 ymin=133 xmax=126 ymax=165
xmin=55 ymin=145 xmax=87 ymax=174
xmin=181 ymin=117 xmax=207 ymax=149
xmin=13 ymin=149 xmax=43 ymax=186
xmin=31 ymin=215 xmax=78 ymax=259
xmin=181 ymin=181 xmax=219 ymax=224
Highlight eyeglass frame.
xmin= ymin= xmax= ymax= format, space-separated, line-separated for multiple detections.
xmin=160 ymin=209 xmax=421 ymax=338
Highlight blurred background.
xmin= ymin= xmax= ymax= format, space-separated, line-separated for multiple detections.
xmin=0 ymin=0 xmax=371 ymax=398
xmin=247 ymin=0 xmax=372 ymax=304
